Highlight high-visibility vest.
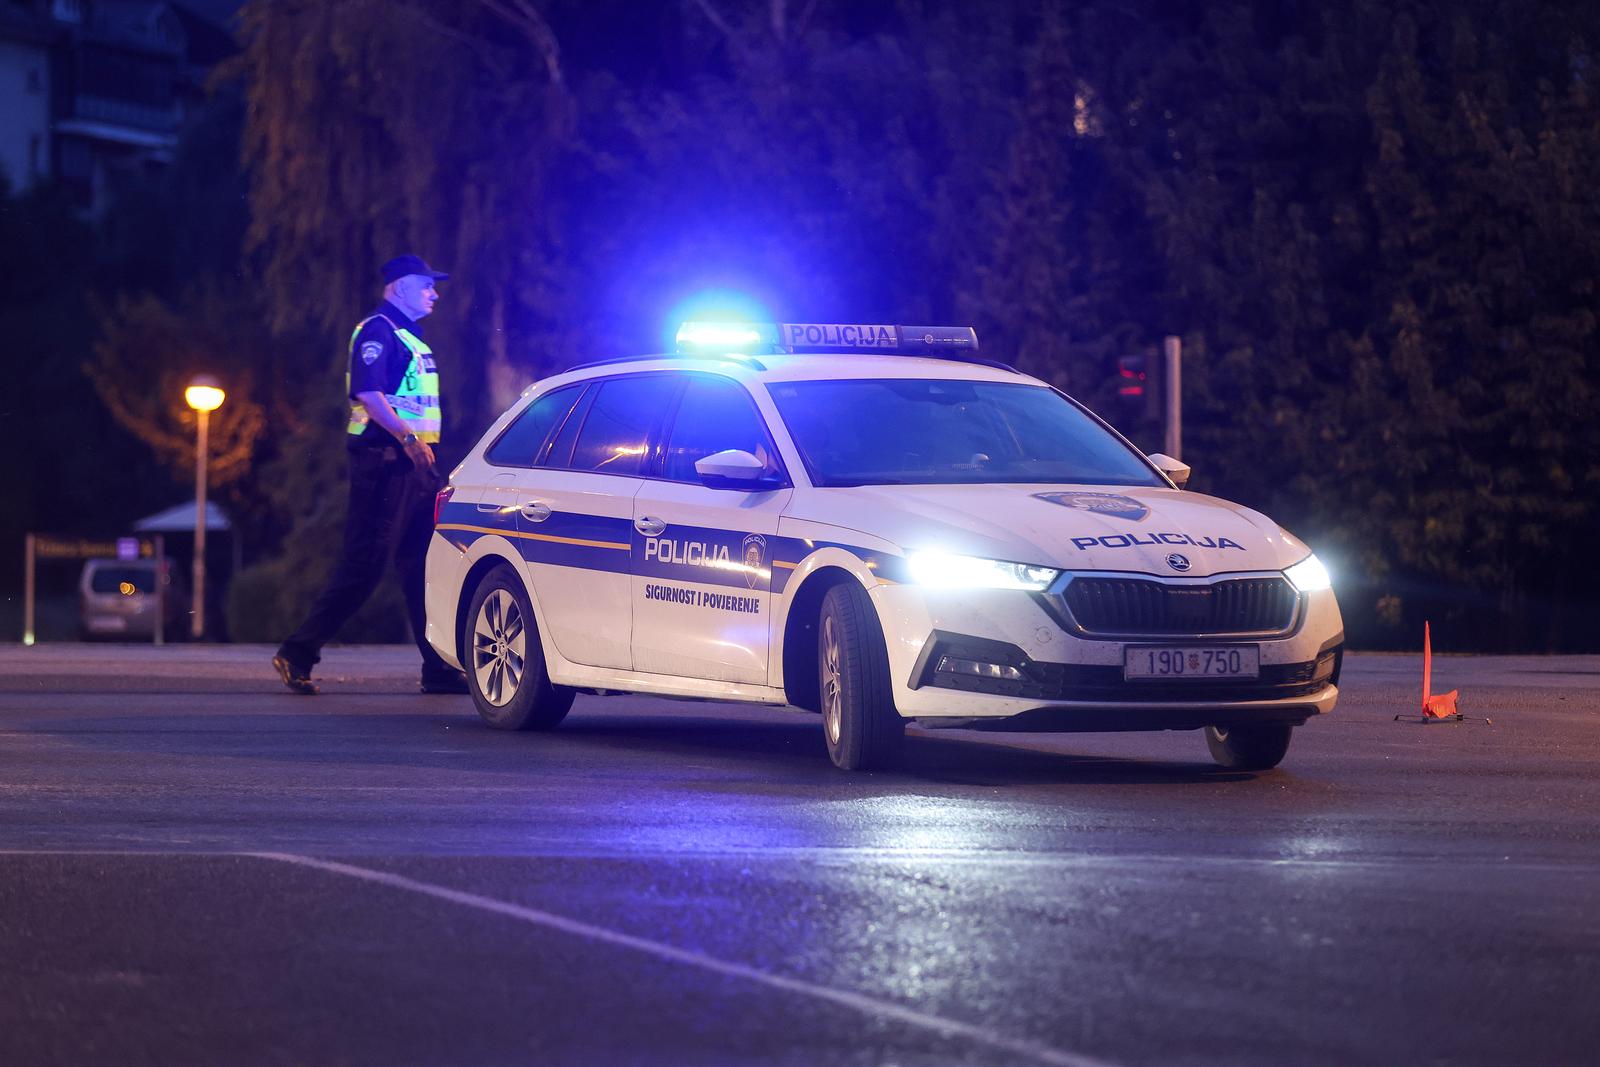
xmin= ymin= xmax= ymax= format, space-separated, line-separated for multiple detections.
xmin=345 ymin=315 xmax=441 ymax=443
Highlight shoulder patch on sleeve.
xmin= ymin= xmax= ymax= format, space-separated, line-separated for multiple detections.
xmin=359 ymin=340 xmax=384 ymax=365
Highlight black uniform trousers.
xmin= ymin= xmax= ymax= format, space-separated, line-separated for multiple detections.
xmin=277 ymin=445 xmax=453 ymax=678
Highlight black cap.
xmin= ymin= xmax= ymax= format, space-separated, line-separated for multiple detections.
xmin=380 ymin=254 xmax=450 ymax=284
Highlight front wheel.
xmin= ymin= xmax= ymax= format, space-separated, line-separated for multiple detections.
xmin=819 ymin=581 xmax=904 ymax=770
xmin=1204 ymin=723 xmax=1293 ymax=770
xmin=465 ymin=565 xmax=574 ymax=731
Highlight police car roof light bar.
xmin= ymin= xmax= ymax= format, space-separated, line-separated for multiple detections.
xmin=775 ymin=323 xmax=980 ymax=355
xmin=677 ymin=321 xmax=984 ymax=356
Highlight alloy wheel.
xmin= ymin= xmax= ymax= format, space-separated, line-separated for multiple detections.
xmin=822 ymin=612 xmax=843 ymax=745
xmin=473 ymin=589 xmax=526 ymax=707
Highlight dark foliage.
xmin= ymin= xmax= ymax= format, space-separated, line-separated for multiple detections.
xmin=11 ymin=0 xmax=1598 ymax=649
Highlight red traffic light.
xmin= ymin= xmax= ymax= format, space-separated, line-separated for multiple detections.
xmin=1117 ymin=355 xmax=1147 ymax=397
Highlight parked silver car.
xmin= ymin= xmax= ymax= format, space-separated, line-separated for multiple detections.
xmin=78 ymin=558 xmax=185 ymax=641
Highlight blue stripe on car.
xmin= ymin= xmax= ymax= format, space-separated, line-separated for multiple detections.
xmin=434 ymin=500 xmax=906 ymax=590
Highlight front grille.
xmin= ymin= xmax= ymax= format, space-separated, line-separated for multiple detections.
xmin=927 ymin=652 xmax=1339 ymax=703
xmin=1060 ymin=576 xmax=1297 ymax=635
xmin=912 ymin=631 xmax=1343 ymax=706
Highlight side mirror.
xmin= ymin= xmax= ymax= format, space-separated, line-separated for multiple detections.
xmin=695 ymin=449 xmax=781 ymax=491
xmin=1147 ymin=452 xmax=1191 ymax=489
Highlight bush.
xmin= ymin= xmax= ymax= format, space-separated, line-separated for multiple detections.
xmin=226 ymin=526 xmax=411 ymax=645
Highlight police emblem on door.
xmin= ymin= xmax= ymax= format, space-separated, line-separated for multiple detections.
xmin=740 ymin=534 xmax=767 ymax=589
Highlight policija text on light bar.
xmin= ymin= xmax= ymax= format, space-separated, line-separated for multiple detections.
xmin=675 ymin=322 xmax=979 ymax=354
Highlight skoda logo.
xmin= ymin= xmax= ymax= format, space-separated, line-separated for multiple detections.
xmin=1165 ymin=553 xmax=1192 ymax=572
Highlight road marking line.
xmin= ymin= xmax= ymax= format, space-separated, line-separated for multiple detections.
xmin=252 ymin=851 xmax=1110 ymax=1067
xmin=2 ymin=848 xmax=1598 ymax=874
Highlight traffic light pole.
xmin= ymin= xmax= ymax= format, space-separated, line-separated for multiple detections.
xmin=1163 ymin=335 xmax=1182 ymax=460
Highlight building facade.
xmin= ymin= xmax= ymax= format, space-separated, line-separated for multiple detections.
xmin=0 ymin=0 xmax=232 ymax=211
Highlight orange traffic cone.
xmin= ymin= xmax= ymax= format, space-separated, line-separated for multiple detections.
xmin=1421 ymin=621 xmax=1460 ymax=719
xmin=1396 ymin=623 xmax=1488 ymax=725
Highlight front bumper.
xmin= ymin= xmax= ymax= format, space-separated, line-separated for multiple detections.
xmin=871 ymin=579 xmax=1344 ymax=730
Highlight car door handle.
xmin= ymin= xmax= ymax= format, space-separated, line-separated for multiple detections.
xmin=635 ymin=516 xmax=666 ymax=537
xmin=519 ymin=501 xmax=552 ymax=523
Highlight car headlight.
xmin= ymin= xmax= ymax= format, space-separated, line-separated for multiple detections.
xmin=1284 ymin=554 xmax=1332 ymax=593
xmin=907 ymin=551 xmax=1060 ymax=591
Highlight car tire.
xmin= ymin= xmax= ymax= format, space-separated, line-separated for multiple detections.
xmin=465 ymin=565 xmax=574 ymax=731
xmin=1204 ymin=722 xmax=1292 ymax=770
xmin=818 ymin=581 xmax=904 ymax=770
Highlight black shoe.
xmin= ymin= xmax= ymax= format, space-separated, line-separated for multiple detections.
xmin=272 ymin=654 xmax=318 ymax=695
xmin=420 ymin=671 xmax=470 ymax=695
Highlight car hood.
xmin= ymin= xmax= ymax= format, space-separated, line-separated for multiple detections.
xmin=793 ymin=484 xmax=1310 ymax=577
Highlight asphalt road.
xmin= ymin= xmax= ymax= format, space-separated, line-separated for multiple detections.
xmin=1 ymin=644 xmax=1596 ymax=1066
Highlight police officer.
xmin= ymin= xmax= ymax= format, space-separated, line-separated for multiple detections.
xmin=272 ymin=254 xmax=468 ymax=695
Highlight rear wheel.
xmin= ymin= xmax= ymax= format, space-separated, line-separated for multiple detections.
xmin=1204 ymin=722 xmax=1293 ymax=770
xmin=465 ymin=565 xmax=574 ymax=731
xmin=819 ymin=581 xmax=904 ymax=770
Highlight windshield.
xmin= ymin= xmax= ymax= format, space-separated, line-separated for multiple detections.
xmin=768 ymin=379 xmax=1165 ymax=488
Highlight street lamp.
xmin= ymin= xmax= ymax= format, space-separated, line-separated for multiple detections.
xmin=184 ymin=376 xmax=225 ymax=640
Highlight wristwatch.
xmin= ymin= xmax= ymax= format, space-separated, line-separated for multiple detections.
xmin=401 ymin=432 xmax=419 ymax=446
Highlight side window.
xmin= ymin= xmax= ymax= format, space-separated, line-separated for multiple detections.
xmin=543 ymin=384 xmax=594 ymax=468
xmin=662 ymin=376 xmax=782 ymax=483
xmin=485 ymin=384 xmax=584 ymax=467
xmin=567 ymin=375 xmax=680 ymax=476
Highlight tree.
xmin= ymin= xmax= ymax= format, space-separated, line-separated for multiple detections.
xmin=1348 ymin=5 xmax=1600 ymax=646
xmin=1063 ymin=0 xmax=1600 ymax=648
xmin=212 ymin=0 xmax=1600 ymax=650
xmin=222 ymin=0 xmax=574 ymax=638
xmin=85 ymin=290 xmax=269 ymax=523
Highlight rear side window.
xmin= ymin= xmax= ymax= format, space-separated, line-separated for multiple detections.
xmin=661 ymin=376 xmax=783 ymax=483
xmin=485 ymin=384 xmax=584 ymax=467
xmin=88 ymin=566 xmax=157 ymax=594
xmin=567 ymin=375 xmax=680 ymax=476
xmin=543 ymin=384 xmax=593 ymax=468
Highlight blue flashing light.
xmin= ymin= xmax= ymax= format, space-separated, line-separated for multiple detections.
xmin=676 ymin=321 xmax=779 ymax=351
xmin=661 ymin=289 xmax=776 ymax=353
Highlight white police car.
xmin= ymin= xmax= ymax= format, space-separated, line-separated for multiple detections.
xmin=424 ymin=322 xmax=1342 ymax=771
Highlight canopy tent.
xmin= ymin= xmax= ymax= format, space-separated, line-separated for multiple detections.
xmin=133 ymin=500 xmax=232 ymax=533
xmin=133 ymin=500 xmax=241 ymax=577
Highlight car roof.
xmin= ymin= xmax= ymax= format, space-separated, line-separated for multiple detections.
xmin=534 ymin=353 xmax=1044 ymax=393
xmin=753 ymin=353 xmax=1035 ymax=385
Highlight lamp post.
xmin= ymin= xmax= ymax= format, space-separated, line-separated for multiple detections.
xmin=184 ymin=376 xmax=225 ymax=640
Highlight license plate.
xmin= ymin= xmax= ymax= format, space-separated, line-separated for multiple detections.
xmin=87 ymin=616 xmax=129 ymax=633
xmin=1124 ymin=646 xmax=1260 ymax=680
